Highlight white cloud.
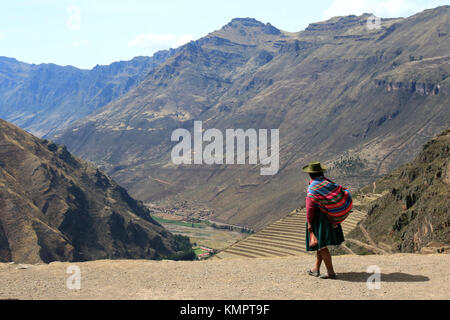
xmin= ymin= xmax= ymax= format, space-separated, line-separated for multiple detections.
xmin=66 ymin=5 xmax=81 ymax=31
xmin=128 ymin=33 xmax=193 ymax=49
xmin=323 ymin=0 xmax=441 ymax=19
xmin=70 ymin=37 xmax=91 ymax=48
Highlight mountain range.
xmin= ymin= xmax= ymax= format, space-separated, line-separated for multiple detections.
xmin=0 ymin=119 xmax=192 ymax=263
xmin=0 ymin=49 xmax=175 ymax=137
xmin=1 ymin=6 xmax=449 ymax=232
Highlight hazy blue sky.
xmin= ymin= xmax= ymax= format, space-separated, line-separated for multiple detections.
xmin=0 ymin=0 xmax=447 ymax=69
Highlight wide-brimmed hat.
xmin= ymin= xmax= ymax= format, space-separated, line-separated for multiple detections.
xmin=302 ymin=161 xmax=327 ymax=173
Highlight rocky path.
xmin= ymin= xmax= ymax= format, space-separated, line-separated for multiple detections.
xmin=0 ymin=254 xmax=448 ymax=300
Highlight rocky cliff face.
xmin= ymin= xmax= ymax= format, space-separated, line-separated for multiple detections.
xmin=0 ymin=50 xmax=175 ymax=137
xmin=52 ymin=6 xmax=450 ymax=230
xmin=348 ymin=129 xmax=449 ymax=253
xmin=0 ymin=119 xmax=188 ymax=263
xmin=374 ymin=55 xmax=450 ymax=96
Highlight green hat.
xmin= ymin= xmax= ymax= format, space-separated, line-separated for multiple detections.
xmin=302 ymin=161 xmax=327 ymax=173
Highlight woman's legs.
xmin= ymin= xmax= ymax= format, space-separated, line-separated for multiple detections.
xmin=312 ymin=250 xmax=323 ymax=272
xmin=318 ymin=247 xmax=336 ymax=275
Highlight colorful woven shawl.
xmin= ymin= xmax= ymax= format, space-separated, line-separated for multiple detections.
xmin=307 ymin=177 xmax=353 ymax=225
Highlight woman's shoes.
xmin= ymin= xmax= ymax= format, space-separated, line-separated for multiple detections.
xmin=307 ymin=269 xmax=320 ymax=277
xmin=307 ymin=270 xmax=337 ymax=279
xmin=319 ymin=273 xmax=337 ymax=279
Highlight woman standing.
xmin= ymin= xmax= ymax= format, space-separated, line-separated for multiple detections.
xmin=303 ymin=161 xmax=345 ymax=279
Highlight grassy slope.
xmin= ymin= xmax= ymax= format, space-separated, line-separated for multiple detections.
xmin=346 ymin=128 xmax=449 ymax=253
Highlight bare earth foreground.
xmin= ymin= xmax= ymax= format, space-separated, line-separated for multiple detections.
xmin=0 ymin=254 xmax=448 ymax=300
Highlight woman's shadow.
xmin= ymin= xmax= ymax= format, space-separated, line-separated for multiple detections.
xmin=336 ymin=272 xmax=429 ymax=282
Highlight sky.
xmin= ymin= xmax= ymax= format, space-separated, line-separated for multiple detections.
xmin=0 ymin=0 xmax=448 ymax=69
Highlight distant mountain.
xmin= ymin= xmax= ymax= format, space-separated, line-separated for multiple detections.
xmin=54 ymin=7 xmax=450 ymax=231
xmin=0 ymin=119 xmax=192 ymax=264
xmin=347 ymin=128 xmax=449 ymax=253
xmin=0 ymin=50 xmax=175 ymax=137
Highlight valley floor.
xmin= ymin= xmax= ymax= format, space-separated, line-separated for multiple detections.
xmin=0 ymin=254 xmax=448 ymax=300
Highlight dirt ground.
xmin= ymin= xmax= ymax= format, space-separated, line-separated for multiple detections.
xmin=0 ymin=253 xmax=448 ymax=300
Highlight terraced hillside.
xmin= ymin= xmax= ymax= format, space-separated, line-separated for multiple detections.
xmin=215 ymin=207 xmax=369 ymax=259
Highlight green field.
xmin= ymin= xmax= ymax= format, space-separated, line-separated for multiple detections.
xmin=150 ymin=215 xmax=248 ymax=254
xmin=150 ymin=215 xmax=207 ymax=228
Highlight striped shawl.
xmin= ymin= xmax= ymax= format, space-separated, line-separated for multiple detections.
xmin=307 ymin=177 xmax=353 ymax=225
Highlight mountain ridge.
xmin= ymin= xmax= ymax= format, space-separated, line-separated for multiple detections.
xmin=346 ymin=128 xmax=449 ymax=254
xmin=0 ymin=119 xmax=192 ymax=263
xmin=0 ymin=49 xmax=177 ymax=137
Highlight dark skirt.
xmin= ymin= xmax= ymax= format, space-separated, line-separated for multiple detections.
xmin=306 ymin=209 xmax=344 ymax=251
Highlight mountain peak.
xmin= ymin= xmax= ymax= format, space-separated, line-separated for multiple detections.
xmin=305 ymin=14 xmax=371 ymax=32
xmin=206 ymin=17 xmax=283 ymax=47
xmin=220 ymin=17 xmax=281 ymax=36
xmin=227 ymin=17 xmax=265 ymax=26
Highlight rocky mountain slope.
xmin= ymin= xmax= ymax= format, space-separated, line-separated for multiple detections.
xmin=49 ymin=7 xmax=450 ymax=230
xmin=346 ymin=128 xmax=449 ymax=254
xmin=0 ymin=50 xmax=175 ymax=137
xmin=0 ymin=119 xmax=191 ymax=264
